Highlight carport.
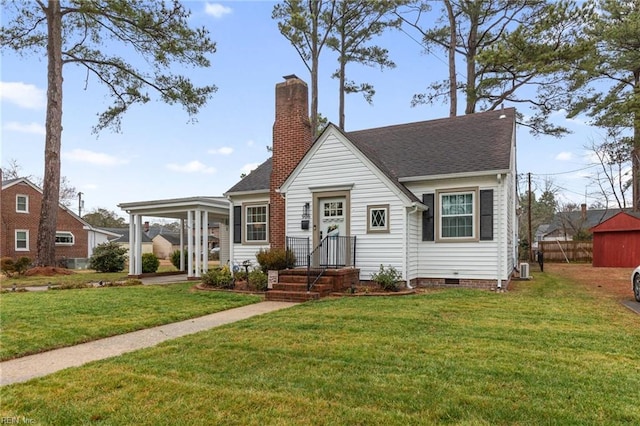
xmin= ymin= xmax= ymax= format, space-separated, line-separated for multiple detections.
xmin=118 ymin=197 xmax=229 ymax=278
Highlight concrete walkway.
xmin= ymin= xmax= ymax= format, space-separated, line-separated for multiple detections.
xmin=0 ymin=301 xmax=297 ymax=386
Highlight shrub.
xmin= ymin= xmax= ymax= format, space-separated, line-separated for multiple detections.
xmin=256 ymin=248 xmax=296 ymax=273
xmin=1 ymin=257 xmax=15 ymax=277
xmin=202 ymin=266 xmax=233 ymax=289
xmin=370 ymin=264 xmax=403 ymax=291
xmin=1 ymin=257 xmax=31 ymax=277
xmin=14 ymin=257 xmax=31 ymax=275
xmin=142 ymin=253 xmax=160 ymax=273
xmin=249 ymin=269 xmax=268 ymax=291
xmin=89 ymin=241 xmax=127 ymax=273
xmin=170 ymin=250 xmax=182 ymax=270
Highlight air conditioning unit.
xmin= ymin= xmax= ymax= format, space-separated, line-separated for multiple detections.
xmin=520 ymin=263 xmax=530 ymax=279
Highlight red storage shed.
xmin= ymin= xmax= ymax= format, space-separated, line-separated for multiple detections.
xmin=590 ymin=211 xmax=640 ymax=267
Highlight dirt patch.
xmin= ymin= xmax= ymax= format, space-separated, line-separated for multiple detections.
xmin=25 ymin=267 xmax=74 ymax=277
xmin=545 ymin=263 xmax=634 ymax=301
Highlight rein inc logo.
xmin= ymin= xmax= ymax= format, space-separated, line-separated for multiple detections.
xmin=1 ymin=418 xmax=35 ymax=424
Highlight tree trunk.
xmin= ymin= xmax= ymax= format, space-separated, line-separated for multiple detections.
xmin=444 ymin=0 xmax=457 ymax=117
xmin=36 ymin=0 xmax=63 ymax=266
xmin=465 ymin=4 xmax=478 ymax=115
xmin=633 ymin=72 xmax=640 ymax=211
xmin=338 ymin=43 xmax=346 ymax=129
xmin=310 ymin=1 xmax=319 ymax=138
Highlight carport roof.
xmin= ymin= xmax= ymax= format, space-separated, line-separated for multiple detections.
xmin=118 ymin=196 xmax=229 ymax=220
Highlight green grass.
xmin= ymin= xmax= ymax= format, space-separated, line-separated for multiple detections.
xmin=2 ymin=272 xmax=639 ymax=424
xmin=0 ymin=270 xmax=129 ymax=288
xmin=0 ymin=283 xmax=261 ymax=360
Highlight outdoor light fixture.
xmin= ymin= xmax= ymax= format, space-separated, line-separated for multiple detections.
xmin=301 ymin=202 xmax=310 ymax=230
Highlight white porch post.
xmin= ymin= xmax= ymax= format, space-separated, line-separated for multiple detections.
xmin=128 ymin=214 xmax=135 ymax=275
xmin=179 ymin=218 xmax=185 ymax=271
xmin=134 ymin=214 xmax=143 ymax=275
xmin=202 ymin=210 xmax=209 ymax=274
xmin=195 ymin=209 xmax=202 ymax=278
xmin=187 ymin=210 xmax=194 ymax=278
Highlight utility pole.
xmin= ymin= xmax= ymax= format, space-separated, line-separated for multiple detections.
xmin=528 ymin=173 xmax=533 ymax=262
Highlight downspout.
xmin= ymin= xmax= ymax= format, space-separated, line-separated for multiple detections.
xmin=406 ymin=202 xmax=427 ymax=289
xmin=496 ymin=174 xmax=503 ymax=290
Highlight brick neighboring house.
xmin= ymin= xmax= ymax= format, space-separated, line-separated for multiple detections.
xmin=1 ymin=177 xmax=116 ymax=262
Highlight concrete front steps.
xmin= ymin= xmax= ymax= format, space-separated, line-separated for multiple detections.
xmin=265 ymin=268 xmax=360 ymax=302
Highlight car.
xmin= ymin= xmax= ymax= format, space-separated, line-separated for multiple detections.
xmin=632 ymin=266 xmax=640 ymax=302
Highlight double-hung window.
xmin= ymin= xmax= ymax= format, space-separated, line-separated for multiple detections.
xmin=245 ymin=204 xmax=268 ymax=243
xmin=16 ymin=195 xmax=29 ymax=213
xmin=440 ymin=191 xmax=475 ymax=239
xmin=16 ymin=230 xmax=29 ymax=251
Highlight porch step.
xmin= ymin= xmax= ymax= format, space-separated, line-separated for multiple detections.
xmin=265 ymin=290 xmax=322 ymax=302
xmin=276 ymin=274 xmax=334 ymax=285
xmin=272 ymin=282 xmax=333 ymax=295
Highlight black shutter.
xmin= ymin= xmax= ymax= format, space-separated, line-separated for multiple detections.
xmin=422 ymin=193 xmax=435 ymax=241
xmin=233 ymin=206 xmax=242 ymax=243
xmin=480 ymin=190 xmax=493 ymax=241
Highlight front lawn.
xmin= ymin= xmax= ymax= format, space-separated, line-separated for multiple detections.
xmin=2 ymin=272 xmax=639 ymax=424
xmin=0 ymin=283 xmax=261 ymax=360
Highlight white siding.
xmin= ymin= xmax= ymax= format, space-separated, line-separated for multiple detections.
xmin=219 ymin=220 xmax=230 ymax=266
xmin=405 ymin=175 xmax=511 ymax=282
xmin=229 ymin=193 xmax=270 ymax=269
xmin=284 ymin=132 xmax=409 ymax=280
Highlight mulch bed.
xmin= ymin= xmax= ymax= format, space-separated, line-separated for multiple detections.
xmin=25 ymin=267 xmax=74 ymax=277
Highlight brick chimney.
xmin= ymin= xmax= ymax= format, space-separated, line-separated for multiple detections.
xmin=581 ymin=203 xmax=587 ymax=221
xmin=270 ymin=75 xmax=312 ymax=249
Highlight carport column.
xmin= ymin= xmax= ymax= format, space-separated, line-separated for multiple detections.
xmin=135 ymin=215 xmax=143 ymax=275
xmin=195 ymin=209 xmax=202 ymax=278
xmin=128 ymin=214 xmax=136 ymax=275
xmin=187 ymin=211 xmax=194 ymax=278
xmin=179 ymin=218 xmax=185 ymax=271
xmin=202 ymin=210 xmax=209 ymax=274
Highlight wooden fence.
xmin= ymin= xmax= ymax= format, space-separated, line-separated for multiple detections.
xmin=538 ymin=241 xmax=593 ymax=263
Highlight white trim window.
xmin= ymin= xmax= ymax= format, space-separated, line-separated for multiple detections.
xmin=367 ymin=204 xmax=389 ymax=233
xmin=16 ymin=194 xmax=29 ymax=213
xmin=245 ymin=204 xmax=268 ymax=243
xmin=440 ymin=191 xmax=475 ymax=239
xmin=15 ymin=230 xmax=29 ymax=251
xmin=55 ymin=231 xmax=75 ymax=246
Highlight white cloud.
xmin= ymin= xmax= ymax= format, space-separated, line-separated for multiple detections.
xmin=167 ymin=160 xmax=215 ymax=174
xmin=208 ymin=146 xmax=233 ymax=155
xmin=204 ymin=3 xmax=232 ymax=18
xmin=246 ymin=139 xmax=255 ymax=147
xmin=555 ymin=152 xmax=573 ymax=161
xmin=240 ymin=162 xmax=260 ymax=175
xmin=552 ymin=108 xmax=586 ymax=126
xmin=63 ymin=149 xmax=129 ymax=166
xmin=0 ymin=81 xmax=46 ymax=109
xmin=4 ymin=121 xmax=46 ymax=135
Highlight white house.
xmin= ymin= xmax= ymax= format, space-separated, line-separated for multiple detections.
xmin=225 ymin=75 xmax=518 ymax=292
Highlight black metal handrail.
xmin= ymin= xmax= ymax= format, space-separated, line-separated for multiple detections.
xmin=286 ymin=235 xmax=357 ymax=291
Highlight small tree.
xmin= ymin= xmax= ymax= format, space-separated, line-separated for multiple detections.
xmin=170 ymin=250 xmax=182 ymax=270
xmin=89 ymin=241 xmax=127 ymax=273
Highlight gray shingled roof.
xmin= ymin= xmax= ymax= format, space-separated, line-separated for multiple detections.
xmin=543 ymin=208 xmax=640 ymax=236
xmin=101 ymin=228 xmax=153 ymax=244
xmin=225 ymin=157 xmax=272 ymax=194
xmin=225 ymin=109 xmax=515 ymax=195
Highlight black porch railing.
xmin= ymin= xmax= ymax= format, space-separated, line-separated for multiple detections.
xmin=286 ymin=236 xmax=357 ymax=291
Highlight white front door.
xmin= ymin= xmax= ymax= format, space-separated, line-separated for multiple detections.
xmin=317 ymin=197 xmax=347 ymax=266
xmin=319 ymin=197 xmax=346 ymax=241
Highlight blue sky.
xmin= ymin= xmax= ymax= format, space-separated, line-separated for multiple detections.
xmin=1 ymin=1 xmax=610 ymax=219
